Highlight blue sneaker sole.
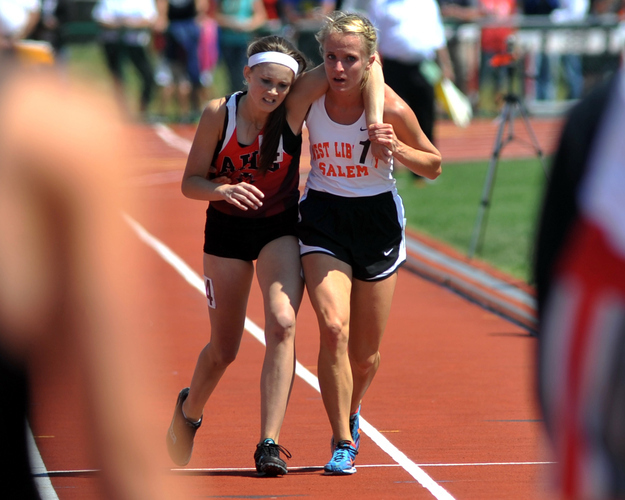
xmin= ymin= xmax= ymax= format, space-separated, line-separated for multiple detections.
xmin=323 ymin=465 xmax=357 ymax=475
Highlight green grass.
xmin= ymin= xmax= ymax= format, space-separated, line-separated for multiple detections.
xmin=65 ymin=43 xmax=119 ymax=95
xmin=395 ymin=157 xmax=548 ymax=283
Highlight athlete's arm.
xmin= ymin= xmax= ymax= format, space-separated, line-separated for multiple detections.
xmin=285 ymin=64 xmax=329 ymax=135
xmin=364 ymin=54 xmax=392 ymax=163
xmin=368 ymin=85 xmax=442 ymax=180
xmin=181 ymin=99 xmax=265 ymax=211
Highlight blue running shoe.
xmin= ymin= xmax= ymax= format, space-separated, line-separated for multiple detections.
xmin=324 ymin=440 xmax=358 ymax=475
xmin=330 ymin=405 xmax=361 ymax=453
xmin=350 ymin=405 xmax=361 ymax=451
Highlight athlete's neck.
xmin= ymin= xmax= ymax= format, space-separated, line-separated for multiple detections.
xmin=324 ymin=90 xmax=364 ymax=126
xmin=238 ymin=93 xmax=269 ymax=131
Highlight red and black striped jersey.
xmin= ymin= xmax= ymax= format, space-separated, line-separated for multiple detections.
xmin=209 ymin=92 xmax=302 ymax=218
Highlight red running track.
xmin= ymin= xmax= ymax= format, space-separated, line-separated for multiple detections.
xmin=29 ymin=117 xmax=563 ymax=500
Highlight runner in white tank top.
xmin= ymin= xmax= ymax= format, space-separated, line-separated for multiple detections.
xmin=305 ymin=94 xmax=396 ymax=198
xmin=296 ymin=12 xmax=442 ymax=476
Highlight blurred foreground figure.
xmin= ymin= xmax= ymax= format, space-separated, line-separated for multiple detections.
xmin=534 ymin=65 xmax=625 ymax=499
xmin=0 ymin=0 xmax=40 ymax=46
xmin=0 ymin=53 xmax=184 ymax=499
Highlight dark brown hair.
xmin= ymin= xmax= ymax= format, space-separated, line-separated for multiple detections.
xmin=247 ymin=36 xmax=308 ymax=174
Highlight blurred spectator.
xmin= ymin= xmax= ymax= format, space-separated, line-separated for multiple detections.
xmin=281 ymin=0 xmax=335 ymax=65
xmin=440 ymin=0 xmax=517 ymax=112
xmin=152 ymin=14 xmax=216 ymax=123
xmin=534 ymin=64 xmax=625 ymax=500
xmin=31 ymin=0 xmax=71 ymax=61
xmin=479 ymin=0 xmax=517 ymax=106
xmin=197 ymin=14 xmax=219 ymax=94
xmin=0 ymin=49 xmax=187 ymax=500
xmin=368 ymin=0 xmax=454 ymax=180
xmin=522 ymin=0 xmax=558 ymax=101
xmin=551 ymin=0 xmax=589 ymax=100
xmin=262 ymin=0 xmax=283 ymax=31
xmin=341 ymin=0 xmax=373 ymax=13
xmin=591 ymin=0 xmax=624 ymax=14
xmin=438 ymin=0 xmax=481 ymax=100
xmin=155 ymin=0 xmax=208 ymax=122
xmin=213 ymin=0 xmax=268 ymax=93
xmin=93 ymin=0 xmax=158 ymax=119
xmin=0 ymin=0 xmax=40 ymax=47
xmin=523 ymin=0 xmax=589 ymax=100
xmin=153 ymin=30 xmax=195 ymax=121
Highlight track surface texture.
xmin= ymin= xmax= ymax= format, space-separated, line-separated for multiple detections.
xmin=29 ymin=116 xmax=564 ymax=500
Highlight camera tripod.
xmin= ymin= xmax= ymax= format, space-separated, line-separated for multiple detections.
xmin=467 ymin=63 xmax=548 ymax=259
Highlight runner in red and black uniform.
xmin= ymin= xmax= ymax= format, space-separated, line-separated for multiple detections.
xmin=165 ymin=35 xmax=310 ymax=478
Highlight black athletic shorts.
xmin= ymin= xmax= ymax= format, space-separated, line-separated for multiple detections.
xmin=297 ymin=189 xmax=406 ymax=281
xmin=204 ymin=203 xmax=298 ymax=261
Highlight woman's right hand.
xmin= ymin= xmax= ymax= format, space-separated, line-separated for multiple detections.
xmin=215 ymin=181 xmax=264 ymax=211
xmin=369 ymin=139 xmax=393 ymax=165
xmin=368 ymin=123 xmax=397 ymax=156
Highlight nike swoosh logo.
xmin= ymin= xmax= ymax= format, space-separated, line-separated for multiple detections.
xmin=360 ymin=127 xmax=367 ymax=131
xmin=383 ymin=249 xmax=393 ymax=256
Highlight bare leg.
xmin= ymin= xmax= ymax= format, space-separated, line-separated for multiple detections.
xmin=256 ymin=236 xmax=304 ymax=443
xmin=348 ymin=273 xmax=397 ymax=414
xmin=182 ymin=253 xmax=254 ymax=421
xmin=302 ymin=253 xmax=353 ymax=444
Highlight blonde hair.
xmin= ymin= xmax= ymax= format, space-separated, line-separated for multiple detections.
xmin=315 ymin=11 xmax=377 ymax=59
xmin=315 ymin=11 xmax=377 ymax=88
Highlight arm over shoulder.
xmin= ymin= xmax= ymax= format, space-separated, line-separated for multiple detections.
xmin=368 ymin=85 xmax=442 ymax=179
xmin=285 ymin=64 xmax=329 ymax=134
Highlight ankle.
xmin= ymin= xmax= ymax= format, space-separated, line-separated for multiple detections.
xmin=181 ymin=400 xmax=202 ymax=424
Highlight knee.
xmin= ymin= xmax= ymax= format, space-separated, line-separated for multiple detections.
xmin=217 ymin=349 xmax=238 ymax=367
xmin=265 ymin=309 xmax=297 ymax=344
xmin=319 ymin=318 xmax=349 ymax=352
xmin=201 ymin=343 xmax=238 ymax=369
xmin=350 ymin=351 xmax=380 ymax=376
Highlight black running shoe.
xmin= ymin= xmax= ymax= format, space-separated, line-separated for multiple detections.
xmin=166 ymin=387 xmax=202 ymax=466
xmin=253 ymin=438 xmax=291 ymax=476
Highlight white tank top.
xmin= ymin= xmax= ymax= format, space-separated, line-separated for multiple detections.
xmin=304 ymin=95 xmax=397 ymax=198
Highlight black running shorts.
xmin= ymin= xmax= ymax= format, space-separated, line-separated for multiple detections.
xmin=297 ymin=189 xmax=406 ymax=281
xmin=203 ymin=203 xmax=298 ymax=261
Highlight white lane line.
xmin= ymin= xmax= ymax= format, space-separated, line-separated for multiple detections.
xmin=153 ymin=123 xmax=192 ymax=154
xmin=124 ymin=213 xmax=454 ymax=500
xmin=38 ymin=461 xmax=556 ymax=477
xmin=28 ymin=424 xmax=60 ymax=500
xmin=172 ymin=461 xmax=555 ymax=472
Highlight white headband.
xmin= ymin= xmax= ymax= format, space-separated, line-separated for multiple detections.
xmin=248 ymin=51 xmax=300 ymax=76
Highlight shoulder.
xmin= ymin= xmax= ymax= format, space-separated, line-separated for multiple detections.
xmin=197 ymin=96 xmax=228 ymax=131
xmin=286 ymin=65 xmax=328 ymax=133
xmin=382 ymin=84 xmax=415 ymax=124
xmin=186 ymin=96 xmax=230 ymax=154
xmin=204 ymin=96 xmax=228 ymax=117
